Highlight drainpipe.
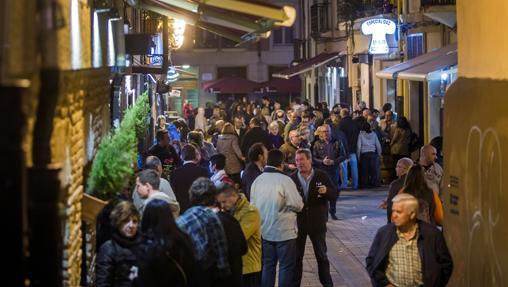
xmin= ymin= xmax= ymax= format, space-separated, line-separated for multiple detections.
xmin=28 ymin=0 xmax=64 ymax=286
xmin=331 ymin=0 xmax=337 ymax=39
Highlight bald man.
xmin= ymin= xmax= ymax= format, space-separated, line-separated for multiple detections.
xmin=379 ymin=157 xmax=413 ymax=222
xmin=419 ymin=145 xmax=443 ymax=193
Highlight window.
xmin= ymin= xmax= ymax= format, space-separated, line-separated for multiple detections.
xmin=273 ymin=26 xmax=294 ymax=46
xmin=407 ymin=33 xmax=424 ymax=59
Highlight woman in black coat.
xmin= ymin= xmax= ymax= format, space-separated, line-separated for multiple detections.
xmin=135 ymin=199 xmax=196 ymax=287
xmin=96 ymin=201 xmax=141 ymax=287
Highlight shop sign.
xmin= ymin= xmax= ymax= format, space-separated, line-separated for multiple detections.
xmin=361 ymin=19 xmax=396 ymax=55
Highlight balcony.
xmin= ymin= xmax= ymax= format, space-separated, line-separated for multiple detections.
xmin=337 ymin=0 xmax=394 ymax=23
xmin=421 ymin=0 xmax=456 ymax=6
xmin=311 ymin=2 xmax=331 ymax=39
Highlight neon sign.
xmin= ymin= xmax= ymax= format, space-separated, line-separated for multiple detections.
xmin=361 ymin=19 xmax=396 ymax=55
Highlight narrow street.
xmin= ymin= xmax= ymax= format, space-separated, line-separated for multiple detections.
xmin=300 ymin=188 xmax=388 ymax=287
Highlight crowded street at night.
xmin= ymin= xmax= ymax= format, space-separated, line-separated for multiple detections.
xmin=2 ymin=0 xmax=508 ymax=286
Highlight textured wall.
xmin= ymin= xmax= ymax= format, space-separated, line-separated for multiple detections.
xmin=56 ymin=68 xmax=110 ymax=287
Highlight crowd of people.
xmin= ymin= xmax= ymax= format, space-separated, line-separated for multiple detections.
xmin=94 ymin=96 xmax=451 ymax=287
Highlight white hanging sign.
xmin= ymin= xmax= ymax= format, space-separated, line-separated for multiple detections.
xmin=361 ymin=19 xmax=396 ymax=55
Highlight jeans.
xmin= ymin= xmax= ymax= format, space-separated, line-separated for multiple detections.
xmin=340 ymin=161 xmax=348 ymax=189
xmin=261 ymin=239 xmax=297 ymax=287
xmin=295 ymin=232 xmax=333 ymax=287
xmin=360 ymin=152 xmax=379 ymax=187
xmin=349 ymin=153 xmax=359 ymax=189
xmin=325 ymin=167 xmax=340 ymax=215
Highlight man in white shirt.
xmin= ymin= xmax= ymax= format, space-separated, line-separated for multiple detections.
xmin=250 ymin=149 xmax=304 ymax=287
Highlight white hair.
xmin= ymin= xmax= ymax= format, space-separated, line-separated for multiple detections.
xmin=392 ymin=193 xmax=418 ymax=214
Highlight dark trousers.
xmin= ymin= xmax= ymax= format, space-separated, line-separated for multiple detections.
xmin=261 ymin=239 xmax=296 ymax=287
xmin=325 ymin=167 xmax=340 ymax=215
xmin=360 ymin=152 xmax=379 ymax=187
xmin=295 ymin=232 xmax=333 ymax=287
xmin=242 ymin=272 xmax=261 ymax=287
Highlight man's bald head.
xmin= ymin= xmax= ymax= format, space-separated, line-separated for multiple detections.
xmin=420 ymin=144 xmax=437 ymax=166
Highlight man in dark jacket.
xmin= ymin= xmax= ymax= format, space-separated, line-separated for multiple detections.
xmin=312 ymin=125 xmax=347 ymax=220
xmin=327 ymin=117 xmax=350 ymax=189
xmin=240 ymin=118 xmax=272 ymax=158
xmin=338 ymin=108 xmax=360 ymax=189
xmin=241 ymin=143 xmax=267 ymax=200
xmin=146 ymin=129 xmax=182 ymax=171
xmin=291 ymin=148 xmax=336 ymax=287
xmin=379 ymin=157 xmax=413 ymax=223
xmin=366 ymin=193 xmax=453 ymax=287
xmin=170 ymin=144 xmax=209 ymax=213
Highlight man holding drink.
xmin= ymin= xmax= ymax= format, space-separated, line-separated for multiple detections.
xmin=290 ymin=148 xmax=336 ymax=287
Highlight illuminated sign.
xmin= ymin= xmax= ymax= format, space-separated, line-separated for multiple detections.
xmin=361 ymin=19 xmax=396 ymax=55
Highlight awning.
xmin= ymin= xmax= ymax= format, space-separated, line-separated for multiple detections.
xmin=260 ymin=77 xmax=301 ymax=93
xmin=272 ymin=52 xmax=340 ymax=79
xmin=377 ymin=43 xmax=457 ymax=81
xmin=134 ymin=0 xmax=295 ymax=45
xmin=398 ymin=50 xmax=457 ymax=81
xmin=202 ymin=77 xmax=259 ymax=93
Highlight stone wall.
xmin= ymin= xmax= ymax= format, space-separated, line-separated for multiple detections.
xmin=22 ymin=68 xmax=110 ymax=286
xmin=32 ymin=68 xmax=111 ymax=287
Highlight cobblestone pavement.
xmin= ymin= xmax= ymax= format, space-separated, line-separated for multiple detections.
xmin=299 ymin=187 xmax=388 ymax=287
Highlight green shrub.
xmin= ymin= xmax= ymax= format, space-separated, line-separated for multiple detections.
xmin=87 ymin=92 xmax=149 ymax=200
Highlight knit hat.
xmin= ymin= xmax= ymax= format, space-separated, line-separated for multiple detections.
xmin=189 ymin=177 xmax=216 ymax=197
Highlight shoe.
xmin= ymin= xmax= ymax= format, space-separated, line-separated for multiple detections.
xmin=330 ymin=213 xmax=338 ymax=220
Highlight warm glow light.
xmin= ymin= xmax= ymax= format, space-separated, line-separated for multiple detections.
xmin=182 ymin=65 xmax=190 ymax=69
xmin=71 ymin=0 xmax=82 ymax=69
xmin=93 ymin=12 xmax=102 ymax=68
xmin=169 ymin=18 xmax=186 ymax=49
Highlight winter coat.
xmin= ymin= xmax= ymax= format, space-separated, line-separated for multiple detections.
xmin=338 ymin=116 xmax=360 ymax=152
xmin=240 ymin=127 xmax=272 ymax=157
xmin=366 ymin=221 xmax=453 ymax=287
xmin=216 ymin=134 xmax=244 ymax=174
xmin=232 ymin=194 xmax=262 ymax=274
xmin=96 ymin=232 xmax=141 ymax=287
xmin=134 ymin=233 xmax=195 ymax=287
xmin=390 ymin=127 xmax=411 ymax=156
xmin=290 ymin=169 xmax=336 ymax=235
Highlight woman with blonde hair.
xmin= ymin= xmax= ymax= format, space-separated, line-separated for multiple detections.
xmin=216 ymin=122 xmax=245 ymax=184
xmin=268 ymin=121 xmax=283 ymax=149
xmin=96 ymin=201 xmax=141 ymax=287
